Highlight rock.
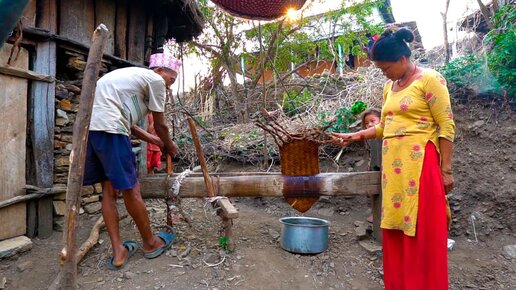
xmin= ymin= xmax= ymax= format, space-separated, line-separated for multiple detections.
xmin=359 ymin=240 xmax=382 ymax=254
xmin=65 ymin=143 xmax=73 ymax=151
xmin=59 ymin=99 xmax=72 ymax=111
xmin=354 ymin=221 xmax=365 ymax=227
xmin=84 ymin=202 xmax=102 ymax=214
xmin=55 ymin=88 xmax=69 ymax=100
xmin=60 ymin=134 xmax=73 ymax=143
xmin=178 ymin=246 xmax=191 ymax=259
xmin=81 ymin=186 xmax=95 ymax=196
xmin=0 ymin=277 xmax=6 ymax=289
xmin=65 ymin=84 xmax=81 ymax=94
xmin=355 ymin=160 xmax=365 ymax=167
xmin=53 ymin=201 xmax=67 ymax=216
xmin=94 ymin=183 xmax=103 ymax=193
xmin=0 ymin=236 xmax=32 ymax=259
xmin=318 ymin=208 xmax=334 ymax=217
xmin=54 ymin=217 xmax=65 ymax=232
xmin=502 ymin=245 xmax=516 ymax=259
xmin=268 ymin=229 xmax=280 ymax=240
xmin=204 ymin=253 xmax=221 ymax=264
xmin=54 ymin=192 xmax=67 ymax=201
xmin=124 ymin=271 xmax=136 ymax=279
xmin=54 ymin=140 xmax=66 ymax=149
xmin=55 ymin=156 xmax=70 ymax=167
xmin=82 ymin=195 xmax=99 ymax=204
xmin=56 ymin=118 xmax=70 ymax=127
xmin=56 ymin=109 xmax=69 ymax=125
xmin=354 ymin=223 xmax=368 ymax=240
xmin=16 ymin=261 xmax=33 ymax=272
xmin=468 ymin=120 xmax=485 ymax=130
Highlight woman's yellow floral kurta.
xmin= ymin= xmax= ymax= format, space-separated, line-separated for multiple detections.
xmin=375 ymin=69 xmax=455 ymax=236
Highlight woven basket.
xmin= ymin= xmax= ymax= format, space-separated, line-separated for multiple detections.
xmin=211 ymin=0 xmax=307 ymax=20
xmin=280 ymin=139 xmax=320 ymax=212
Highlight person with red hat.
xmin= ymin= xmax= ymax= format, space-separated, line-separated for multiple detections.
xmin=83 ymin=52 xmax=182 ymax=269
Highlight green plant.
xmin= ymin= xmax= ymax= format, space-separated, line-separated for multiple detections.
xmin=218 ymin=236 xmax=233 ymax=253
xmin=320 ymin=101 xmax=367 ymax=133
xmin=438 ymin=54 xmax=501 ymax=96
xmin=485 ymin=4 xmax=516 ymax=98
xmin=282 ymin=88 xmax=314 ymax=116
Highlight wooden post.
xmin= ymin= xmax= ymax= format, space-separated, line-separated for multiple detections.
xmin=30 ymin=0 xmax=57 ymax=239
xmin=186 ymin=117 xmax=236 ymax=248
xmin=186 ymin=117 xmax=215 ymax=197
xmin=56 ymin=24 xmax=108 ymax=290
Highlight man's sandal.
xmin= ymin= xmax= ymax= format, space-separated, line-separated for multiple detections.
xmin=106 ymin=240 xmax=139 ymax=270
xmin=143 ymin=228 xmax=175 ymax=259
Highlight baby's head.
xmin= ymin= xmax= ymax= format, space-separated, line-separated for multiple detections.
xmin=361 ymin=108 xmax=382 ymax=129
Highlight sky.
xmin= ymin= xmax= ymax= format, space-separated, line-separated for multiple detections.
xmin=172 ymin=0 xmax=489 ymax=92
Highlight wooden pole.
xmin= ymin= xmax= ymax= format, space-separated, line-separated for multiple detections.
xmin=186 ymin=116 xmax=237 ymax=249
xmin=55 ymin=24 xmax=108 ymax=290
xmin=186 ymin=116 xmax=215 ymax=197
xmin=140 ymin=172 xmax=381 ymax=199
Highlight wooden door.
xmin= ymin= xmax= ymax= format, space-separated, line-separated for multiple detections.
xmin=0 ymin=43 xmax=29 ymax=240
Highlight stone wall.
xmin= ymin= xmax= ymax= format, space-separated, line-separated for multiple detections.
xmin=52 ymin=80 xmax=104 ymax=230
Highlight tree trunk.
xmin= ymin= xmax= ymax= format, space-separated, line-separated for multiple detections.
xmin=476 ymin=0 xmax=493 ymax=30
xmin=441 ymin=0 xmax=451 ymax=64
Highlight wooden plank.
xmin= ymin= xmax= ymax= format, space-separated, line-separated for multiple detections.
xmin=0 ymin=43 xmax=28 ymax=240
xmin=26 ymin=201 xmax=37 ymax=238
xmin=127 ymin=0 xmax=146 ymax=63
xmin=32 ymin=0 xmax=57 ymax=239
xmin=140 ymin=172 xmax=381 ymax=199
xmin=59 ymin=0 xmax=95 ymax=46
xmin=95 ymin=0 xmax=116 ymax=55
xmin=36 ymin=0 xmax=57 ymax=33
xmin=0 ymin=65 xmax=54 ymax=82
xmin=114 ymin=0 xmax=128 ymax=59
xmin=217 ymin=198 xmax=239 ymax=218
xmin=21 ymin=27 xmax=142 ymax=68
xmin=22 ymin=0 xmax=37 ymax=27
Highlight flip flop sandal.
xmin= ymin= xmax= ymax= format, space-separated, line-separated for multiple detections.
xmin=106 ymin=240 xmax=139 ymax=270
xmin=144 ymin=227 xmax=175 ymax=259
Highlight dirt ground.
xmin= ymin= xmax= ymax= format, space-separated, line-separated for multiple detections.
xmin=1 ymin=104 xmax=515 ymax=290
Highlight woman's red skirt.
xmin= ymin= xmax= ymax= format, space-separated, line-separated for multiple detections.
xmin=382 ymin=141 xmax=449 ymax=290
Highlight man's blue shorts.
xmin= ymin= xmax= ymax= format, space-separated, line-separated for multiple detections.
xmin=83 ymin=131 xmax=138 ymax=190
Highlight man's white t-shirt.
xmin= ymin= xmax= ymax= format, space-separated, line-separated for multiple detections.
xmin=89 ymin=67 xmax=166 ymax=136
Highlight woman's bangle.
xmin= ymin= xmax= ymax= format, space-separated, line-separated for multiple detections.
xmin=441 ymin=169 xmax=453 ymax=175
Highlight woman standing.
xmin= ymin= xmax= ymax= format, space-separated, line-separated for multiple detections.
xmin=332 ymin=27 xmax=455 ymax=289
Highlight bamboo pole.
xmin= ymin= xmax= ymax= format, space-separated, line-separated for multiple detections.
xmin=54 ymin=24 xmax=108 ymax=290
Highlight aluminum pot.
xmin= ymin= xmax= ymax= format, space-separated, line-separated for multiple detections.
xmin=279 ymin=217 xmax=329 ymax=254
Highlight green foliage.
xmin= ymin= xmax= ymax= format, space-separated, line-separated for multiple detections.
xmin=243 ymin=0 xmax=383 ymax=72
xmin=438 ymin=54 xmax=502 ymax=96
xmin=320 ymin=101 xmax=367 ymax=133
xmin=485 ymin=4 xmax=516 ymax=98
xmin=282 ymin=88 xmax=314 ymax=116
xmin=218 ymin=236 xmax=233 ymax=253
xmin=439 ymin=4 xmax=515 ymax=101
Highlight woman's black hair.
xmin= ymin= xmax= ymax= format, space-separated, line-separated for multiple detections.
xmin=368 ymin=27 xmax=414 ymax=62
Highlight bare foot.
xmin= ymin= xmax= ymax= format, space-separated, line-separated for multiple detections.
xmin=366 ymin=215 xmax=373 ymax=223
xmin=142 ymin=235 xmax=165 ymax=254
xmin=112 ymin=244 xmax=128 ymax=267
